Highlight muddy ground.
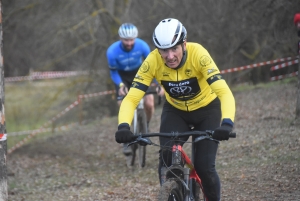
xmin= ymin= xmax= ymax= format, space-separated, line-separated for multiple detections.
xmin=8 ymin=81 xmax=300 ymax=201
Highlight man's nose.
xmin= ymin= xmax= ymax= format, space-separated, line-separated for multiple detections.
xmin=166 ymin=50 xmax=174 ymax=59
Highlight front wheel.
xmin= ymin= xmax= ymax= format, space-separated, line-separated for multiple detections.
xmin=138 ymin=144 xmax=146 ymax=167
xmin=157 ymin=179 xmax=183 ymax=201
xmin=137 ymin=109 xmax=147 ymax=168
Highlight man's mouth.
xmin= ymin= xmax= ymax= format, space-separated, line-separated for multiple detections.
xmin=167 ymin=60 xmax=177 ymax=65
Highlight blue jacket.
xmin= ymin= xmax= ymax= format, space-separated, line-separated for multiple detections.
xmin=106 ymin=38 xmax=150 ymax=85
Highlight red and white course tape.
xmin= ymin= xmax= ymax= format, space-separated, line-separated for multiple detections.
xmin=270 ymin=59 xmax=299 ymax=71
xmin=8 ymin=123 xmax=77 ymax=136
xmin=220 ymin=56 xmax=298 ymax=74
xmin=5 ymin=71 xmax=88 ymax=82
xmin=270 ymin=71 xmax=298 ymax=81
xmin=0 ymin=134 xmax=7 ymax=141
xmin=78 ymin=90 xmax=115 ymax=99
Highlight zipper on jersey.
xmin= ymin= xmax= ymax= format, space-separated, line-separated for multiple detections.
xmin=127 ymin=52 xmax=130 ymax=69
xmin=176 ymin=69 xmax=189 ymax=111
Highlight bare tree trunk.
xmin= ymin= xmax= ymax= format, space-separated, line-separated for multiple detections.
xmin=296 ymin=39 xmax=300 ymax=118
xmin=295 ymin=16 xmax=300 ymax=119
xmin=0 ymin=0 xmax=8 ymax=200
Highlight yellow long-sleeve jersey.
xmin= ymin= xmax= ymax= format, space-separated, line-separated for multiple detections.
xmin=118 ymin=42 xmax=235 ymax=126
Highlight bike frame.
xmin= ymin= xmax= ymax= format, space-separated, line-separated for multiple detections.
xmin=133 ymin=98 xmax=144 ymax=134
xmin=165 ymin=143 xmax=208 ymax=201
xmin=126 ymin=98 xmax=147 ymax=168
xmin=130 ymin=130 xmax=236 ymax=201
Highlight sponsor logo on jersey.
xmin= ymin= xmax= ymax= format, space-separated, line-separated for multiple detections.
xmin=163 ymin=72 xmax=170 ymax=76
xmin=134 ymin=75 xmax=144 ymax=81
xmin=124 ymin=66 xmax=131 ymax=71
xmin=161 ymin=77 xmax=200 ymax=101
xmin=139 ymin=61 xmax=150 ymax=73
xmin=131 ymin=82 xmax=139 ymax=88
xmin=207 ymin=67 xmax=217 ymax=75
xmin=185 ymin=69 xmax=192 ymax=77
xmin=200 ymin=55 xmax=212 ymax=67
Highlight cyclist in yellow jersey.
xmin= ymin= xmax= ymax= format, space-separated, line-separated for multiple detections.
xmin=115 ymin=18 xmax=235 ymax=201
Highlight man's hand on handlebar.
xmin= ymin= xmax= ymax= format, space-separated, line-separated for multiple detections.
xmin=212 ymin=124 xmax=233 ymax=141
xmin=115 ymin=123 xmax=135 ymax=143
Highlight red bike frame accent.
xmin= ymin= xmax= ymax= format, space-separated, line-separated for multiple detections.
xmin=172 ymin=144 xmax=208 ymax=200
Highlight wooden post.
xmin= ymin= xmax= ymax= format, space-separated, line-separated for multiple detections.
xmin=294 ymin=14 xmax=300 ymax=119
xmin=0 ymin=0 xmax=8 ymax=200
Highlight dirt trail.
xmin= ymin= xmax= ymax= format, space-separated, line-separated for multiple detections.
xmin=8 ymin=81 xmax=300 ymax=201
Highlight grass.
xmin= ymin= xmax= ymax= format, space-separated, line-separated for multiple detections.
xmin=232 ymin=77 xmax=298 ymax=92
xmin=5 ymin=75 xmax=109 ymax=148
xmin=6 ymin=79 xmax=78 ymax=131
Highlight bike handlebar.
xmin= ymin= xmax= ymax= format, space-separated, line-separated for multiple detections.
xmin=136 ymin=130 xmax=236 ymax=138
xmin=229 ymin=132 xmax=236 ymax=138
xmin=128 ymin=130 xmax=236 ymax=146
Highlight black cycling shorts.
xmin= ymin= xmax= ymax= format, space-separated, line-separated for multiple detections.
xmin=160 ymin=97 xmax=221 ymax=134
xmin=115 ymin=69 xmax=154 ymax=100
xmin=114 ymin=70 xmax=138 ymax=100
xmin=158 ymin=98 xmax=222 ymax=200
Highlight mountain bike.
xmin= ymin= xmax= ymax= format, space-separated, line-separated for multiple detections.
xmin=128 ymin=129 xmax=236 ymax=200
xmin=125 ymin=98 xmax=148 ymax=168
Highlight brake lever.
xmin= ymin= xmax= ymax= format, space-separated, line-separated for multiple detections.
xmin=194 ymin=135 xmax=217 ymax=143
xmin=127 ymin=136 xmax=153 ymax=147
xmin=137 ymin=136 xmax=153 ymax=145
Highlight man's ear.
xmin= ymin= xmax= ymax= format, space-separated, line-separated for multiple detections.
xmin=183 ymin=41 xmax=187 ymax=50
xmin=157 ymin=48 xmax=162 ymax=56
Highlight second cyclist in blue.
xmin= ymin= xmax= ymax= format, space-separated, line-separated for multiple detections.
xmin=106 ymin=23 xmax=164 ymax=156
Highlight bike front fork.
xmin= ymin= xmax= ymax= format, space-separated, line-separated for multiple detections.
xmin=161 ymin=166 xmax=197 ymax=201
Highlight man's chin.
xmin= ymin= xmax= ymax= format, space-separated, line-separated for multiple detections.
xmin=166 ymin=63 xmax=179 ymax=69
xmin=124 ymin=46 xmax=133 ymax=51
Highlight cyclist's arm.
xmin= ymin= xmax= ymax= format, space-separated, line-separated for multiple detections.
xmin=197 ymin=47 xmax=235 ymax=126
xmin=109 ymin=69 xmax=122 ymax=86
xmin=118 ymin=88 xmax=146 ymax=126
xmin=106 ymin=45 xmax=123 ymax=86
xmin=208 ymin=76 xmax=235 ymax=126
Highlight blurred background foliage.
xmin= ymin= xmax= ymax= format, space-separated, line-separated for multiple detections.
xmin=3 ymin=0 xmax=300 ymax=81
xmin=2 ymin=0 xmax=300 ymax=133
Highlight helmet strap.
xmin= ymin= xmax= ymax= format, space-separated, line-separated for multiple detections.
xmin=171 ymin=43 xmax=187 ymax=70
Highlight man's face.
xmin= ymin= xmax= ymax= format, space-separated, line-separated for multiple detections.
xmin=121 ymin=38 xmax=135 ymax=51
xmin=158 ymin=42 xmax=186 ymax=69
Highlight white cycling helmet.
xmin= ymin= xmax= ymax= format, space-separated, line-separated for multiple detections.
xmin=118 ymin=23 xmax=138 ymax=39
xmin=152 ymin=18 xmax=187 ymax=49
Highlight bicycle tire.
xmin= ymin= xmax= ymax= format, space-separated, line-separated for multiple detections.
xmin=125 ymin=143 xmax=137 ymax=168
xmin=137 ymin=109 xmax=147 ymax=168
xmin=193 ymin=179 xmax=206 ymax=201
xmin=157 ymin=179 xmax=183 ymax=201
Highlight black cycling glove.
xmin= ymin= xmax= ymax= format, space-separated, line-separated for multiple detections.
xmin=213 ymin=124 xmax=232 ymax=141
xmin=115 ymin=123 xmax=135 ymax=143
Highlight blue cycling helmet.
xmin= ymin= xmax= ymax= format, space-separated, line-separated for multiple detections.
xmin=118 ymin=23 xmax=138 ymax=39
xmin=153 ymin=18 xmax=187 ymax=49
